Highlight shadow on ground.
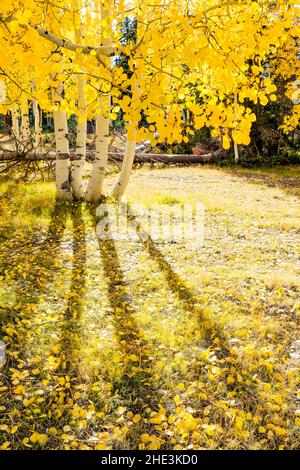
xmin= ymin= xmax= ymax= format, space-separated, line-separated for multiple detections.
xmin=221 ymin=166 xmax=300 ymax=198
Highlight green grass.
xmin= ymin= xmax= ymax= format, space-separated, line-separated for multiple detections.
xmin=0 ymin=166 xmax=299 ymax=450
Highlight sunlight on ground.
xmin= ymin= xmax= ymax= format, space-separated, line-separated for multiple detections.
xmin=0 ymin=167 xmax=299 ymax=450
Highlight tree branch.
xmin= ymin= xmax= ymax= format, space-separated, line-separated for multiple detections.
xmin=29 ymin=23 xmax=116 ymax=59
xmin=0 ymin=13 xmax=117 ymax=60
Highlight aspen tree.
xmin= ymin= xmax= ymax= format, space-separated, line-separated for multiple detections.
xmin=85 ymin=2 xmax=112 ymax=202
xmin=11 ymin=105 xmax=20 ymax=141
xmin=233 ymin=94 xmax=239 ymax=163
xmin=53 ymin=83 xmax=72 ymax=199
xmin=0 ymin=1 xmax=299 ymax=198
xmin=33 ymin=100 xmax=42 ymax=150
xmin=21 ymin=101 xmax=31 ymax=144
xmin=112 ymin=80 xmax=141 ymax=197
xmin=71 ymin=5 xmax=87 ymax=199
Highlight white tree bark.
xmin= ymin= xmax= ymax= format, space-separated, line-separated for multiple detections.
xmin=111 ymin=129 xmax=137 ymax=197
xmin=111 ymin=79 xmax=140 ymax=197
xmin=11 ymin=105 xmax=19 ymax=140
xmin=53 ymin=85 xmax=72 ymax=199
xmin=85 ymin=3 xmax=112 ymax=201
xmin=21 ymin=102 xmax=31 ymax=144
xmin=234 ymin=142 xmax=239 ymax=162
xmin=111 ymin=6 xmax=142 ymax=199
xmin=234 ymin=93 xmax=239 ymax=162
xmin=71 ymin=16 xmax=87 ymax=199
xmin=85 ymin=96 xmax=110 ymax=201
xmin=71 ymin=76 xmax=87 ymax=199
xmin=0 ymin=13 xmax=116 ymax=59
xmin=33 ymin=100 xmax=42 ymax=150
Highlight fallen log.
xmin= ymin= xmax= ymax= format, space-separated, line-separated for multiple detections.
xmin=0 ymin=151 xmax=211 ymax=164
xmin=129 ymin=153 xmax=212 ymax=163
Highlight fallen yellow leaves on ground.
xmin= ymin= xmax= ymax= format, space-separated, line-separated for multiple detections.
xmin=0 ymin=167 xmax=299 ymax=449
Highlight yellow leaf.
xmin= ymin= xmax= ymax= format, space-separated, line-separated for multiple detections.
xmin=260 ymin=94 xmax=268 ymax=106
xmin=95 ymin=442 xmax=107 ymax=450
xmin=168 ymin=415 xmax=175 ymax=424
xmin=235 ymin=416 xmax=244 ymax=430
xmin=49 ymin=427 xmax=57 ymax=436
xmin=0 ymin=441 xmax=10 ymax=450
xmin=133 ymin=414 xmax=142 ymax=423
xmin=30 ymin=432 xmax=48 ymax=445
xmin=149 ymin=415 xmax=162 ymax=424
xmin=128 ymin=354 xmax=139 ymax=362
xmin=222 ymin=135 xmax=231 ymax=150
xmin=274 ymin=394 xmax=282 ymax=405
xmin=174 ymin=395 xmax=181 ymax=405
xmin=38 ymin=434 xmax=48 ymax=446
xmin=14 ymin=385 xmax=25 ymax=395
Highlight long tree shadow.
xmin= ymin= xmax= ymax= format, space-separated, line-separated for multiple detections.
xmin=0 ymin=198 xmax=68 ymax=354
xmin=87 ymin=203 xmax=164 ymax=448
xmin=0 ymin=198 xmax=70 ymax=446
xmin=32 ymin=201 xmax=89 ymax=448
xmin=126 ymin=207 xmax=288 ymax=419
xmin=126 ymin=206 xmax=227 ymax=347
xmin=59 ymin=201 xmax=86 ymax=375
xmin=1 ymin=200 xmax=92 ymax=449
xmin=0 ymin=184 xmax=57 ymax=291
xmin=25 ymin=201 xmax=88 ymax=446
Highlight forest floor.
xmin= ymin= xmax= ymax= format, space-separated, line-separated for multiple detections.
xmin=0 ymin=165 xmax=299 ymax=450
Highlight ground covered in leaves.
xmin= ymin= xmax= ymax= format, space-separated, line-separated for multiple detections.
xmin=0 ymin=166 xmax=299 ymax=450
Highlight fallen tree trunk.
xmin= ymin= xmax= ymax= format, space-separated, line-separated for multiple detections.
xmin=132 ymin=153 xmax=212 ymax=163
xmin=0 ymin=151 xmax=212 ymax=164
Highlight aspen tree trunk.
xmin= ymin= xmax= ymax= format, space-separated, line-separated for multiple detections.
xmin=234 ymin=142 xmax=239 ymax=162
xmin=111 ymin=128 xmax=137 ymax=197
xmin=234 ymin=93 xmax=239 ymax=162
xmin=71 ymin=19 xmax=87 ymax=199
xmin=11 ymin=105 xmax=19 ymax=140
xmin=71 ymin=76 xmax=87 ymax=199
xmin=111 ymin=79 xmax=140 ymax=197
xmin=85 ymin=96 xmax=110 ymax=201
xmin=70 ymin=9 xmax=86 ymax=199
xmin=111 ymin=11 xmax=142 ymax=198
xmin=53 ymin=84 xmax=72 ymax=199
xmin=85 ymin=3 xmax=111 ymax=201
xmin=33 ymin=100 xmax=42 ymax=150
xmin=21 ymin=102 xmax=31 ymax=144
